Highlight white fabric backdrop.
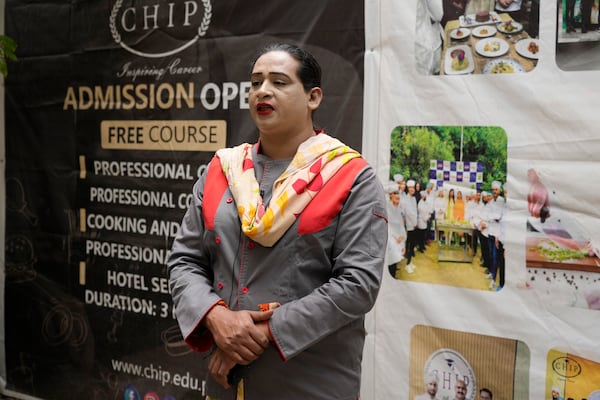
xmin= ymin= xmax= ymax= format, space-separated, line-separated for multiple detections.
xmin=362 ymin=0 xmax=600 ymax=399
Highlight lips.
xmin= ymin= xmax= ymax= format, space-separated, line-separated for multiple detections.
xmin=256 ymin=102 xmax=274 ymax=115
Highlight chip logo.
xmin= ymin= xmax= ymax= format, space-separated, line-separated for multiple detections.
xmin=552 ymin=356 xmax=582 ymax=379
xmin=423 ymin=348 xmax=477 ymax=400
xmin=109 ymin=0 xmax=212 ymax=58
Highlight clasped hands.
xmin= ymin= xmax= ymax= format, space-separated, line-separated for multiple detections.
xmin=204 ymin=305 xmax=274 ymax=388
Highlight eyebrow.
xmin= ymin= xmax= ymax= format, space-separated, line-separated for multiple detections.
xmin=251 ymin=71 xmax=293 ymax=80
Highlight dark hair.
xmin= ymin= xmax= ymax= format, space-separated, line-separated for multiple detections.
xmin=480 ymin=388 xmax=493 ymax=399
xmin=251 ymin=43 xmax=322 ymax=92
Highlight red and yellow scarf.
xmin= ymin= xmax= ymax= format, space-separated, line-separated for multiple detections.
xmin=216 ymin=133 xmax=361 ymax=247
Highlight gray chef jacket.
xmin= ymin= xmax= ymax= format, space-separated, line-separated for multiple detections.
xmin=168 ymin=143 xmax=388 ymax=399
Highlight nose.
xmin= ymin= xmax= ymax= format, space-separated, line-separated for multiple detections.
xmin=255 ymin=81 xmax=273 ymax=99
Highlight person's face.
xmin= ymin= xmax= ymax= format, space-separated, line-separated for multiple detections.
xmin=552 ymin=390 xmax=559 ymax=399
xmin=408 ymin=186 xmax=415 ymax=195
xmin=390 ymin=191 xmax=400 ymax=205
xmin=492 ymin=187 xmax=501 ymax=198
xmin=399 ymin=181 xmax=406 ymax=191
xmin=426 ymin=381 xmax=438 ymax=396
xmin=475 ymin=192 xmax=481 ymax=202
xmin=455 ymin=381 xmax=467 ymax=400
xmin=479 ymin=390 xmax=492 ymax=400
xmin=457 ymin=191 xmax=463 ymax=199
xmin=249 ymin=51 xmax=321 ymax=139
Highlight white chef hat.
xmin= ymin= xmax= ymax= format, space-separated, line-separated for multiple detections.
xmin=393 ymin=174 xmax=404 ymax=183
xmin=384 ymin=181 xmax=399 ymax=194
xmin=492 ymin=180 xmax=502 ymax=189
xmin=424 ymin=371 xmax=438 ymax=384
xmin=407 ymin=179 xmax=416 ymax=187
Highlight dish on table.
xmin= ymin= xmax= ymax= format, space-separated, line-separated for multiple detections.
xmin=588 ymin=390 xmax=600 ymax=400
xmin=497 ymin=20 xmax=523 ymax=34
xmin=472 ymin=25 xmax=497 ymax=38
xmin=450 ymin=27 xmax=471 ymax=40
xmin=483 ymin=58 xmax=525 ymax=74
xmin=459 ymin=11 xmax=500 ymax=27
xmin=515 ymin=38 xmax=540 ymax=59
xmin=475 ymin=37 xmax=509 ymax=57
xmin=444 ymin=45 xmax=475 ymax=75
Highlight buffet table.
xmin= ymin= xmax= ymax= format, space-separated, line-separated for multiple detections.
xmin=436 ymin=220 xmax=474 ymax=263
xmin=440 ymin=12 xmax=539 ymax=75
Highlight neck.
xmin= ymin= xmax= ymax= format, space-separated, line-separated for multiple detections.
xmin=259 ymin=128 xmax=317 ymax=159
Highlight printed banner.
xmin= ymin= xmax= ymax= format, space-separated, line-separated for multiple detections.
xmin=2 ymin=1 xmax=365 ymax=399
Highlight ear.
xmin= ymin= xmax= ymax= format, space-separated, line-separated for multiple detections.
xmin=307 ymin=87 xmax=323 ymax=111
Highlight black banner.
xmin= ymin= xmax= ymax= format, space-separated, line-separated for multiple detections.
xmin=4 ymin=1 xmax=364 ymax=399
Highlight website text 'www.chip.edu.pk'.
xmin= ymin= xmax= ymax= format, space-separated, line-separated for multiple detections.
xmin=111 ymin=359 xmax=204 ymax=393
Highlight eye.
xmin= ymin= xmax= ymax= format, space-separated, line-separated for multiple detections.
xmin=251 ymin=80 xmax=262 ymax=87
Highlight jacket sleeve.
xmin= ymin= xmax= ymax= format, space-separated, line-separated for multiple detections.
xmin=268 ymin=165 xmax=388 ymax=360
xmin=167 ymin=175 xmax=223 ymax=352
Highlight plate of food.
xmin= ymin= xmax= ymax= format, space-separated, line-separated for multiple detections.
xmin=444 ymin=45 xmax=474 ymax=75
xmin=483 ymin=58 xmax=525 ymax=74
xmin=450 ymin=27 xmax=471 ymax=40
xmin=459 ymin=11 xmax=500 ymax=27
xmin=472 ymin=25 xmax=497 ymax=38
xmin=497 ymin=20 xmax=523 ymax=34
xmin=475 ymin=37 xmax=509 ymax=57
xmin=515 ymin=38 xmax=540 ymax=59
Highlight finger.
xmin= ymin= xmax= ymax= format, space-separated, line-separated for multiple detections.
xmin=209 ymin=351 xmax=233 ymax=389
xmin=530 ymin=201 xmax=541 ymax=217
xmin=209 ymin=356 xmax=226 ymax=388
xmin=235 ymin=342 xmax=265 ymax=363
xmin=247 ymin=309 xmax=274 ymax=322
xmin=211 ymin=367 xmax=230 ymax=389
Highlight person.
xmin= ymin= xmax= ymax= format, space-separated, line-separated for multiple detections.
xmin=495 ymin=0 xmax=522 ymax=21
xmin=468 ymin=191 xmax=484 ymax=257
xmin=454 ymin=190 xmax=465 ymax=221
xmin=417 ymin=190 xmax=432 ymax=252
xmin=453 ymin=379 xmax=468 ymax=400
xmin=394 ymin=173 xmax=408 ymax=209
xmin=466 ymin=0 xmax=495 ymax=15
xmin=479 ymin=387 xmax=493 ymax=400
xmin=167 ymin=43 xmax=388 ymax=399
xmin=442 ymin=0 xmax=468 ymax=27
xmin=565 ymin=0 xmax=576 ymax=33
xmin=551 ymin=386 xmax=565 ymax=400
xmin=415 ymin=372 xmax=440 ymax=400
xmin=425 ymin=181 xmax=436 ymax=242
xmin=485 ymin=181 xmax=505 ymax=290
xmin=477 ymin=191 xmax=492 ymax=273
xmin=446 ymin=188 xmax=456 ymax=221
xmin=416 ymin=0 xmax=444 ymax=75
xmin=405 ymin=179 xmax=419 ymax=273
xmin=446 ymin=188 xmax=456 ymax=244
xmin=528 ymin=0 xmax=540 ymax=37
xmin=385 ymin=181 xmax=406 ymax=277
xmin=434 ymin=189 xmax=447 ymax=242
xmin=580 ymin=0 xmax=593 ymax=33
